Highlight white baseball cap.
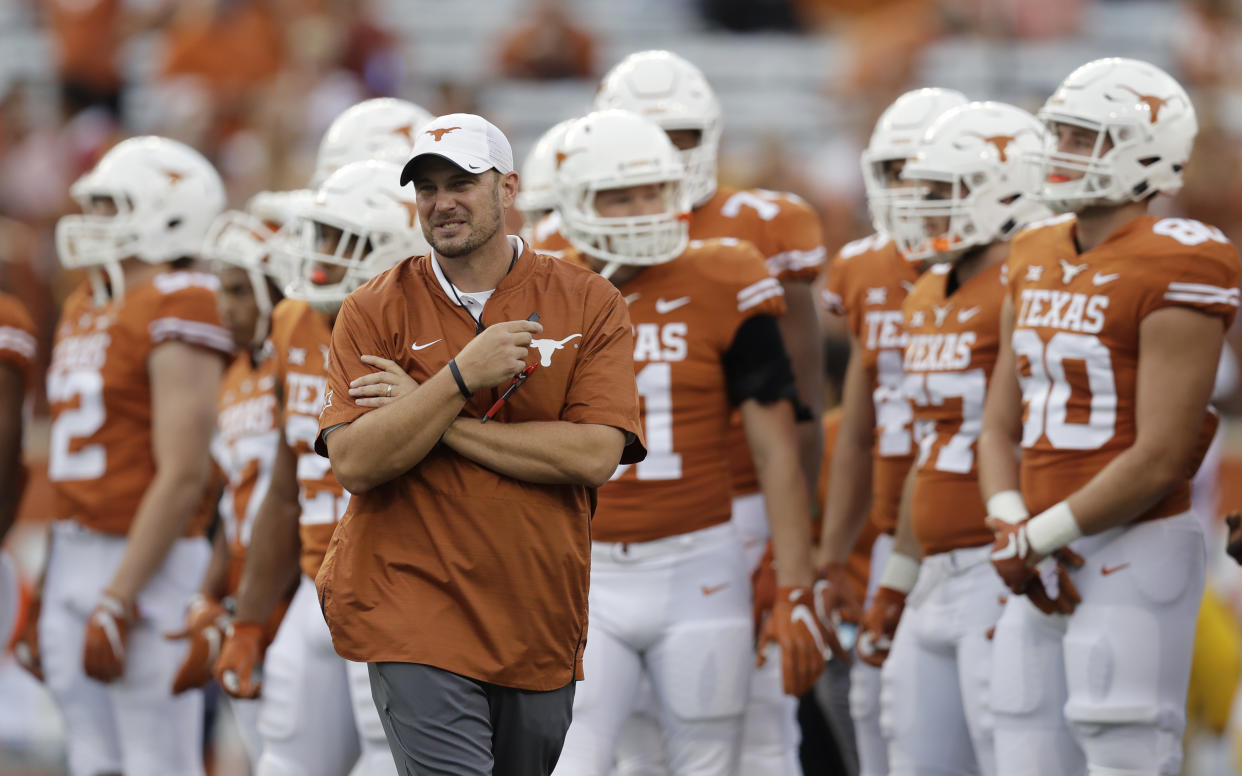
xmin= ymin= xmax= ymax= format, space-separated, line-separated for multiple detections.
xmin=400 ymin=113 xmax=515 ymax=185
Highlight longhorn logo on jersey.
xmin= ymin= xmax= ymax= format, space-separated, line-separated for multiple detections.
xmin=530 ymin=334 xmax=582 ymax=367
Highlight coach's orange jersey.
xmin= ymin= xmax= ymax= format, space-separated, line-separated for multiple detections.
xmin=822 ymin=233 xmax=921 ymax=535
xmin=268 ymin=299 xmax=348 ymax=579
xmin=594 ymin=239 xmax=786 ymax=544
xmin=48 ymin=272 xmax=233 ymax=535
xmin=1007 ymin=214 xmax=1241 ymax=523
xmin=0 ymin=293 xmax=37 ymax=385
xmin=212 ymin=347 xmax=281 ymax=593
xmin=902 ymin=261 xmax=1005 ymax=556
xmin=692 ymin=188 xmax=826 ymax=498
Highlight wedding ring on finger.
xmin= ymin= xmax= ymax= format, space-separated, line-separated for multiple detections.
xmin=386 ymin=383 xmax=392 ymax=397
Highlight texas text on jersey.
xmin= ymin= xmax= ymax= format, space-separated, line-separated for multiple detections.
xmin=592 ymin=238 xmax=786 ymax=543
xmin=211 ymin=345 xmax=281 ymax=593
xmin=1006 ymin=214 xmax=1241 ymax=521
xmin=48 ymin=272 xmax=233 ymax=534
xmin=822 ymin=233 xmax=920 ymax=536
xmin=268 ymin=298 xmax=348 ymax=579
xmin=902 ymin=261 xmax=1006 ymax=555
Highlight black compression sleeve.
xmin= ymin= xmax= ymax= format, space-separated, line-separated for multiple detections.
xmin=722 ymin=314 xmax=809 ymax=420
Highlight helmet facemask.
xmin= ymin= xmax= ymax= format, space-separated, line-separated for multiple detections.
xmin=282 ymin=216 xmax=408 ymax=314
xmin=562 ymin=179 xmax=689 ymax=278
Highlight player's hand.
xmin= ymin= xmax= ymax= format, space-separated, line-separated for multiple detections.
xmin=165 ymin=594 xmax=230 ymax=694
xmin=350 ymin=355 xmax=419 ymax=408
xmin=83 ymin=594 xmax=136 ymax=683
xmin=14 ymin=595 xmax=43 ymax=682
xmin=986 ymin=516 xmax=1083 ymax=615
xmin=757 ymin=586 xmax=838 ymax=696
xmin=751 ymin=542 xmax=777 ymax=640
xmin=453 ymin=320 xmax=542 ymax=391
xmin=814 ymin=562 xmax=863 ymax=663
xmin=215 ymin=621 xmax=266 ymax=699
xmin=1226 ymin=512 xmax=1242 ymax=565
xmin=856 ymin=586 xmax=905 ymax=668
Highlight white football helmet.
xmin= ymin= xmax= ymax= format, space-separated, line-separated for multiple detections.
xmin=312 ymin=98 xmax=434 ymax=187
xmin=555 ymin=109 xmax=690 ymax=279
xmin=517 ymin=118 xmax=576 ymax=226
xmin=57 ymin=135 xmax=225 ymax=303
xmin=1029 ymin=57 xmax=1197 ymax=213
xmin=861 ymin=88 xmax=969 ymax=238
xmin=593 ymin=51 xmax=721 ymax=208
xmin=892 ymin=101 xmax=1050 ymax=264
xmin=283 ymin=161 xmax=430 ymax=313
xmin=204 ymin=189 xmax=313 ymax=346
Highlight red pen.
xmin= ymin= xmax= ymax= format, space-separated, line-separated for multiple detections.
xmin=481 ymin=312 xmax=541 ymax=423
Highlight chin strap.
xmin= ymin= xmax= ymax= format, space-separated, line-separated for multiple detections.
xmin=89 ymin=264 xmax=127 ymax=306
xmin=248 ymin=267 xmax=273 ymax=348
xmin=599 ymin=262 xmax=622 ymax=281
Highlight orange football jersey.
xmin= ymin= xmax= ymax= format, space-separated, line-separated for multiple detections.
xmin=822 ymin=233 xmax=921 ymax=536
xmin=902 ymin=261 xmax=1006 ymax=556
xmin=268 ymin=299 xmax=347 ymax=580
xmin=693 ymin=188 xmax=827 ymax=498
xmin=47 ymin=272 xmax=233 ymax=535
xmin=529 ymin=210 xmax=571 ymax=255
xmin=1007 ymin=214 xmax=1241 ymax=522
xmin=594 ymin=238 xmax=787 ymax=544
xmin=0 ymin=292 xmax=37 ymax=385
xmin=212 ymin=347 xmax=281 ymax=593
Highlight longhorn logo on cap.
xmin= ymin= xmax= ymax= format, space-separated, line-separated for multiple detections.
xmin=426 ymin=127 xmax=462 ymax=142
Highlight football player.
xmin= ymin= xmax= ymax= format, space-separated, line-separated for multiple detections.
xmin=212 ymin=160 xmax=428 ymax=776
xmin=574 ymin=49 xmax=828 ymax=775
xmin=875 ymin=101 xmax=1050 ymax=775
xmin=976 ymin=58 xmax=1241 ymax=776
xmin=37 ymin=136 xmax=233 ymax=776
xmin=812 ymin=86 xmax=967 ymax=776
xmin=516 ymin=118 xmax=576 ymax=247
xmin=164 ymin=189 xmax=309 ymax=765
xmin=0 ymin=291 xmax=37 ymax=650
xmin=545 ymin=108 xmax=830 ymax=775
xmin=311 ymin=97 xmax=433 ymax=187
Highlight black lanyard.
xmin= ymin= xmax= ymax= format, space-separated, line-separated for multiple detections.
xmin=446 ymin=251 xmax=518 ymax=335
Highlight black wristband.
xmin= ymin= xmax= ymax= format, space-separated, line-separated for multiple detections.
xmin=448 ymin=359 xmax=473 ymax=399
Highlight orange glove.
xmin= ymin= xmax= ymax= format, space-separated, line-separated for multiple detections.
xmin=13 ymin=596 xmax=43 ymax=682
xmin=166 ymin=594 xmax=231 ymax=694
xmin=987 ymin=517 xmax=1084 ymax=616
xmin=751 ymin=542 xmax=777 ymax=640
xmin=813 ymin=562 xmax=863 ymax=662
xmin=757 ymin=586 xmax=838 ymax=697
xmin=83 ymin=594 xmax=136 ymax=683
xmin=215 ymin=621 xmax=266 ymax=699
xmin=856 ymin=586 xmax=905 ymax=668
xmin=1226 ymin=512 xmax=1242 ymax=565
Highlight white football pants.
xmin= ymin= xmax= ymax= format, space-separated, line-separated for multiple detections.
xmin=555 ymin=522 xmax=753 ymax=776
xmin=40 ymin=520 xmax=209 ymax=776
xmin=854 ymin=531 xmax=894 ymax=776
xmin=255 ymin=574 xmax=393 ymax=776
xmin=880 ymin=543 xmax=1004 ymax=776
xmin=990 ymin=512 xmax=1206 ymax=776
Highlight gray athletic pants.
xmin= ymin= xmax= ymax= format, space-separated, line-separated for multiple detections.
xmin=368 ymin=662 xmax=575 ymax=776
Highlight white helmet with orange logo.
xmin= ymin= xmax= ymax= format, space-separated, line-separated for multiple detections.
xmin=313 ymin=98 xmax=434 ymax=187
xmin=204 ymin=189 xmax=313 ymax=345
xmin=517 ymin=118 xmax=576 ymax=225
xmin=57 ymin=135 xmax=225 ymax=303
xmin=861 ymin=88 xmax=969 ymax=238
xmin=1031 ymin=57 xmax=1197 ymax=212
xmin=555 ymin=109 xmax=690 ymax=278
xmin=593 ymin=51 xmax=721 ymax=208
xmin=283 ymin=160 xmax=429 ymax=313
xmin=892 ymin=101 xmax=1050 ymax=263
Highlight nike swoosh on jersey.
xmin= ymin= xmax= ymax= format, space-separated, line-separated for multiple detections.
xmin=411 ymin=339 xmax=441 ymax=351
xmin=1093 ymin=272 xmax=1120 ymax=286
xmin=655 ymin=296 xmax=691 ymax=314
xmin=957 ymin=307 xmax=981 ymax=323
